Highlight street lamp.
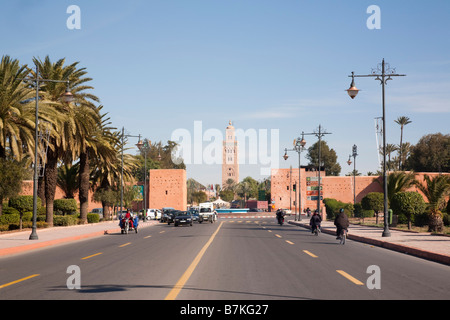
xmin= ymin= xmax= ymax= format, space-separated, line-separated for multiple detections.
xmin=347 ymin=59 xmax=406 ymax=237
xmin=302 ymin=125 xmax=332 ymax=216
xmin=283 ymin=132 xmax=306 ymax=221
xmin=21 ymin=64 xmax=74 ymax=240
xmin=136 ymin=138 xmax=151 ymax=213
xmin=120 ymin=127 xmax=141 ymax=216
xmin=347 ymin=144 xmax=358 ymax=205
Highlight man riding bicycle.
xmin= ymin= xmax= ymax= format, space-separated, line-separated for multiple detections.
xmin=309 ymin=210 xmax=322 ymax=234
xmin=334 ymin=208 xmax=349 ymax=239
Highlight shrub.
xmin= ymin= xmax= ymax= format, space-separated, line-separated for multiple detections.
xmin=0 ymin=213 xmax=20 ymax=225
xmin=391 ymin=191 xmax=426 ymax=230
xmin=323 ymin=198 xmax=353 ymax=219
xmin=443 ymin=212 xmax=449 ymax=226
xmin=2 ymin=206 xmax=20 ymax=215
xmin=9 ymin=196 xmax=39 ymax=213
xmin=53 ymin=215 xmax=78 ymax=226
xmin=53 ymin=199 xmax=78 ymax=215
xmin=87 ymin=213 xmax=100 ymax=224
xmin=361 ymin=192 xmax=384 ymax=214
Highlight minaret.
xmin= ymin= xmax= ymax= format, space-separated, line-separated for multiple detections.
xmin=222 ymin=121 xmax=239 ymax=188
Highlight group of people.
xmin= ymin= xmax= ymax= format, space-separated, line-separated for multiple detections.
xmin=309 ymin=208 xmax=349 ymax=239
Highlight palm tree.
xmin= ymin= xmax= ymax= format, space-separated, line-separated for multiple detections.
xmin=374 ymin=171 xmax=416 ymax=205
xmin=383 ymin=144 xmax=398 ymax=171
xmin=224 ymin=178 xmax=237 ymax=193
xmin=414 ymin=174 xmax=450 ymax=232
xmin=33 ymin=56 xmax=99 ymax=226
xmin=395 ymin=116 xmax=412 ymax=170
xmin=237 ymin=181 xmax=252 ymax=202
xmin=91 ymin=129 xmax=139 ymax=219
xmin=0 ymin=56 xmax=35 ymax=160
xmin=57 ymin=163 xmax=79 ymax=199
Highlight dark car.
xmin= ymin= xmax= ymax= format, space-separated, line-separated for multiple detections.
xmin=166 ymin=210 xmax=179 ymax=225
xmin=174 ymin=211 xmax=193 ymax=227
xmin=188 ymin=208 xmax=200 ymax=222
xmin=161 ymin=208 xmax=176 ymax=223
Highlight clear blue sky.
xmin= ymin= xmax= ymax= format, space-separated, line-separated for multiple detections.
xmin=2 ymin=0 xmax=449 ymax=186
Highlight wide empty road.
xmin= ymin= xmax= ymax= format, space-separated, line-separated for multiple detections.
xmin=1 ymin=217 xmax=449 ymax=300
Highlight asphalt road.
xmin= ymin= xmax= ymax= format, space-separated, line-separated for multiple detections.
xmin=1 ymin=217 xmax=449 ymax=301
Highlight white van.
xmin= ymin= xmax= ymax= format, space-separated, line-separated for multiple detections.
xmin=198 ymin=202 xmax=217 ymax=223
xmin=144 ymin=208 xmax=161 ymax=220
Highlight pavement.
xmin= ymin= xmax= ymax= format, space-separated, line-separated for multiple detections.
xmin=1 ymin=214 xmax=449 ymax=266
xmin=0 ymin=219 xmax=159 ymax=258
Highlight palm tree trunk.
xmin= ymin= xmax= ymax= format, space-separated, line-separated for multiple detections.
xmin=399 ymin=126 xmax=404 ymax=170
xmin=38 ymin=176 xmax=45 ymax=207
xmin=78 ymin=151 xmax=90 ymax=224
xmin=45 ymin=148 xmax=59 ymax=227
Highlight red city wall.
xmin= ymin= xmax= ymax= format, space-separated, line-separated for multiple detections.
xmin=271 ymin=169 xmax=449 ymax=213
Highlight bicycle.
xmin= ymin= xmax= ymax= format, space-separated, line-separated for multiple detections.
xmin=339 ymin=229 xmax=347 ymax=245
xmin=313 ymin=225 xmax=321 ymax=236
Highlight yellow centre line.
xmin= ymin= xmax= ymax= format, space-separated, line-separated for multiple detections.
xmin=165 ymin=221 xmax=224 ymax=300
xmin=160 ymin=231 xmax=165 ymax=233
xmin=82 ymin=252 xmax=103 ymax=260
xmin=144 ymin=235 xmax=152 ymax=239
xmin=303 ymin=250 xmax=318 ymax=258
xmin=286 ymin=240 xmax=294 ymax=245
xmin=0 ymin=274 xmax=40 ymax=289
xmin=275 ymin=234 xmax=282 ymax=238
xmin=337 ymin=270 xmax=364 ymax=285
xmin=119 ymin=242 xmax=131 ymax=247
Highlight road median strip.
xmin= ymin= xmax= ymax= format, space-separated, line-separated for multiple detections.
xmin=165 ymin=222 xmax=224 ymax=300
xmin=336 ymin=270 xmax=364 ymax=285
xmin=0 ymin=274 xmax=40 ymax=289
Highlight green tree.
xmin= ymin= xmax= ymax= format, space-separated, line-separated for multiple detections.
xmin=57 ymin=163 xmax=79 ymax=199
xmin=0 ymin=158 xmax=28 ymax=216
xmin=406 ymin=133 xmax=450 ymax=172
xmin=219 ymin=190 xmax=234 ymax=202
xmin=414 ymin=174 xmax=450 ymax=232
xmin=9 ymin=195 xmax=39 ymax=230
xmin=33 ymin=56 xmax=100 ymax=226
xmin=192 ymin=191 xmax=207 ymax=204
xmin=361 ymin=192 xmax=384 ymax=223
xmin=391 ymin=191 xmax=426 ymax=230
xmin=374 ymin=171 xmax=416 ymax=206
xmin=53 ymin=198 xmax=78 ymax=215
xmin=0 ymin=56 xmax=35 ymax=161
xmin=306 ymin=140 xmax=341 ymax=176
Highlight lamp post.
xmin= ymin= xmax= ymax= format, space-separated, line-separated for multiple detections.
xmin=302 ymin=125 xmax=332 ymax=216
xmin=347 ymin=59 xmax=406 ymax=237
xmin=347 ymin=144 xmax=358 ymax=205
xmin=21 ymin=64 xmax=74 ymax=240
xmin=136 ymin=138 xmax=151 ymax=213
xmin=120 ymin=127 xmax=141 ymax=216
xmin=283 ymin=132 xmax=306 ymax=221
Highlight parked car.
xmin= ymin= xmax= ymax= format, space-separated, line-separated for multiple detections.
xmin=91 ymin=208 xmax=103 ymax=219
xmin=143 ymin=208 xmax=161 ymax=220
xmin=282 ymin=209 xmax=292 ymax=216
xmin=173 ymin=211 xmax=193 ymax=227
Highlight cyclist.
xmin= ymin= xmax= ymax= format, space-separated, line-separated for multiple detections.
xmin=334 ymin=208 xmax=349 ymax=239
xmin=309 ymin=210 xmax=322 ymax=234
